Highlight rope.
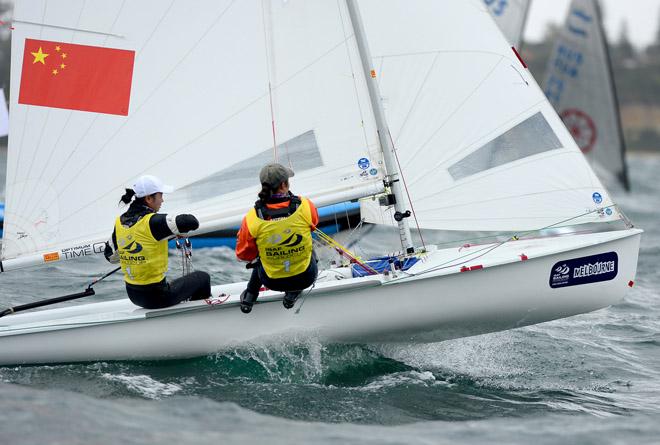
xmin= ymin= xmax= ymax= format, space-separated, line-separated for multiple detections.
xmin=313 ymin=204 xmax=624 ymax=284
xmin=314 ymin=228 xmax=379 ymax=275
xmin=387 ymin=128 xmax=426 ymax=250
xmin=294 ymin=280 xmax=316 ymax=315
xmin=86 ymin=266 xmax=122 ymax=290
xmin=397 ymin=204 xmax=625 ymax=281
xmin=175 ymin=236 xmax=193 ymax=276
xmin=432 ymin=204 xmax=624 ymax=249
xmin=261 ymin=0 xmax=278 ymax=160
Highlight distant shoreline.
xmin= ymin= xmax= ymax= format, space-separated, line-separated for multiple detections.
xmin=629 ymin=149 xmax=660 ymax=157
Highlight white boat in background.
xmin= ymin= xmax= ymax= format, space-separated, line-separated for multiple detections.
xmin=0 ymin=0 xmax=641 ymax=366
xmin=484 ymin=0 xmax=531 ymax=48
xmin=543 ymin=0 xmax=630 ymax=191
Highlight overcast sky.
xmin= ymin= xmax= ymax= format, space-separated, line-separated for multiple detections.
xmin=525 ymin=0 xmax=660 ymax=47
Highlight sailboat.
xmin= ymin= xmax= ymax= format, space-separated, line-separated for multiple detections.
xmin=543 ymin=0 xmax=631 ymax=190
xmin=0 ymin=0 xmax=641 ymax=366
xmin=485 ymin=0 xmax=531 ymax=47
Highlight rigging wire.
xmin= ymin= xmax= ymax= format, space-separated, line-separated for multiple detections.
xmin=344 ymin=217 xmax=365 ymax=247
xmin=395 ymin=204 xmax=625 ymax=281
xmin=342 ymin=217 xmax=373 ymax=261
xmin=32 ymin=0 xmax=240 ymax=227
xmin=386 ymin=128 xmax=426 ymax=250
xmin=261 ymin=0 xmax=278 ymax=161
xmin=336 ymin=0 xmax=371 ymax=152
xmin=314 ymin=228 xmax=378 ymax=275
xmin=310 ymin=204 xmax=628 ymax=288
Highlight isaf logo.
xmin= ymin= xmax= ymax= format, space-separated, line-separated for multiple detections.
xmin=124 ymin=240 xmax=143 ymax=254
xmin=265 ymin=232 xmax=303 ymax=247
xmin=279 ymin=233 xmax=303 ymax=247
xmin=551 ymin=263 xmax=571 ymax=287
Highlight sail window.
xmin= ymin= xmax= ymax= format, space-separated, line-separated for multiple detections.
xmin=448 ymin=112 xmax=563 ymax=181
xmin=174 ymin=130 xmax=322 ymax=202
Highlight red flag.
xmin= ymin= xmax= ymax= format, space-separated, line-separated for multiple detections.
xmin=19 ymin=39 xmax=135 ymax=116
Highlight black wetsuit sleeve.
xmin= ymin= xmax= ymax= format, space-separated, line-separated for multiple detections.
xmin=104 ymin=229 xmax=118 ymax=263
xmin=149 ymin=213 xmax=200 ymax=241
xmin=175 ymin=214 xmax=200 ymax=233
xmin=150 ymin=214 xmax=172 ymax=241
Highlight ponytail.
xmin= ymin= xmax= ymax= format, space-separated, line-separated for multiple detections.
xmin=258 ymin=183 xmax=272 ymax=203
xmin=119 ymin=188 xmax=136 ymax=205
xmin=118 ymin=188 xmax=148 ymax=206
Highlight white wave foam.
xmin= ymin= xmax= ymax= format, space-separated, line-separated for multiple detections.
xmin=359 ymin=370 xmax=437 ymax=392
xmin=101 ymin=373 xmax=186 ymax=399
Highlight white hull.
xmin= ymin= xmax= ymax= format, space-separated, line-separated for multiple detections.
xmin=0 ymin=229 xmax=641 ymax=366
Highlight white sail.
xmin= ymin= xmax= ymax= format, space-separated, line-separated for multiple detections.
xmin=357 ymin=0 xmax=620 ymax=232
xmin=2 ymin=0 xmax=385 ymax=264
xmin=542 ymin=0 xmax=630 ymax=191
xmin=485 ymin=0 xmax=531 ymax=47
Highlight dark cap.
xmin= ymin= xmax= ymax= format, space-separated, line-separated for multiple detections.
xmin=259 ymin=163 xmax=294 ymax=188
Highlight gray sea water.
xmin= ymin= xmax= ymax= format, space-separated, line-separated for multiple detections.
xmin=0 ymin=153 xmax=659 ymax=444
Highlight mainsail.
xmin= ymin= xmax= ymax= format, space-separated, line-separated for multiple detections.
xmin=484 ymin=0 xmax=531 ymax=48
xmin=358 ymin=0 xmax=620 ymax=231
xmin=2 ymin=0 xmax=386 ymax=268
xmin=542 ymin=0 xmax=630 ymax=191
xmin=2 ymin=0 xmax=623 ymax=271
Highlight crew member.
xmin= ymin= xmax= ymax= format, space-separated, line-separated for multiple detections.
xmin=236 ymin=163 xmax=319 ymax=313
xmin=105 ymin=175 xmax=211 ymax=309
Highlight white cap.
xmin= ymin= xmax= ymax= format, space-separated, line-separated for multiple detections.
xmin=133 ymin=175 xmax=174 ymax=198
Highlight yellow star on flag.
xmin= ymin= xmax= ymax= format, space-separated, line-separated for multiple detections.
xmin=31 ymin=47 xmax=49 ymax=64
xmin=52 ymin=69 xmax=58 ymax=75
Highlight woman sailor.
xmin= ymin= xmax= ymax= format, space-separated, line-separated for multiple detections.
xmin=104 ymin=175 xmax=211 ymax=309
xmin=236 ymin=163 xmax=319 ymax=313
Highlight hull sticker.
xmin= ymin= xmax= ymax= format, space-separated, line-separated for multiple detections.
xmin=549 ymin=252 xmax=618 ymax=288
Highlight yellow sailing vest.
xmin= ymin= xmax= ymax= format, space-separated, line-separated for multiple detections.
xmin=114 ymin=213 xmax=169 ymax=285
xmin=245 ymin=197 xmax=313 ymax=278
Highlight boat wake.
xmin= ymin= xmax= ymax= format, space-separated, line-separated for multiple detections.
xmin=1 ymin=319 xmax=658 ymax=423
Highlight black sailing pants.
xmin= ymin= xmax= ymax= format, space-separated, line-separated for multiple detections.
xmin=125 ymin=270 xmax=211 ymax=309
xmin=246 ymin=253 xmax=318 ymax=296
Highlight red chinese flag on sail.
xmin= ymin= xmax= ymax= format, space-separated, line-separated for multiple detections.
xmin=19 ymin=39 xmax=135 ymax=116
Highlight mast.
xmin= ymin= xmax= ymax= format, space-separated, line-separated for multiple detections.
xmin=517 ymin=0 xmax=532 ymax=51
xmin=593 ymin=0 xmax=631 ymax=191
xmin=345 ymin=0 xmax=415 ymax=254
